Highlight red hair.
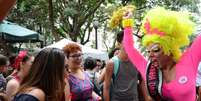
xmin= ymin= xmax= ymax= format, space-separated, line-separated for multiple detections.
xmin=62 ymin=43 xmax=82 ymax=58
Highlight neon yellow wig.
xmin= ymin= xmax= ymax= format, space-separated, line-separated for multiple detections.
xmin=141 ymin=7 xmax=195 ymax=61
xmin=109 ymin=5 xmax=135 ymax=30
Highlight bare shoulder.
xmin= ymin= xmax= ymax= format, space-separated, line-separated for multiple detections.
xmin=27 ymin=88 xmax=45 ymax=101
xmin=6 ymin=79 xmax=20 ymax=89
xmin=6 ymin=79 xmax=20 ymax=100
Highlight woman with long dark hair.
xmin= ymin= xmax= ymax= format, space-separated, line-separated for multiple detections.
xmin=6 ymin=51 xmax=34 ymax=100
xmin=12 ymin=48 xmax=66 ymax=101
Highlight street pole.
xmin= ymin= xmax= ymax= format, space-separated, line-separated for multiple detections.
xmin=95 ymin=27 xmax=98 ymax=49
xmin=93 ymin=21 xmax=98 ymax=49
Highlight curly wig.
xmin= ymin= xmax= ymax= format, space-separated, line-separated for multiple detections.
xmin=141 ymin=7 xmax=195 ymax=61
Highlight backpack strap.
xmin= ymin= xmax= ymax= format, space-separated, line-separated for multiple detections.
xmin=111 ymin=56 xmax=120 ymax=78
xmin=92 ymin=72 xmax=96 ymax=83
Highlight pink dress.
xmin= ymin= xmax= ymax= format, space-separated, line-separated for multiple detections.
xmin=123 ymin=27 xmax=201 ymax=101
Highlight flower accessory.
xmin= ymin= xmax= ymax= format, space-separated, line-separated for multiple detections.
xmin=11 ymin=51 xmax=27 ymax=69
xmin=109 ymin=5 xmax=135 ymax=30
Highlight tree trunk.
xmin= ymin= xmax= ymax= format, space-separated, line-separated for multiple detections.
xmin=48 ymin=0 xmax=59 ymax=41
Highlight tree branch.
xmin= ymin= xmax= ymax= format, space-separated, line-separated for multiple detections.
xmin=82 ymin=27 xmax=91 ymax=45
xmin=79 ymin=0 xmax=104 ymax=26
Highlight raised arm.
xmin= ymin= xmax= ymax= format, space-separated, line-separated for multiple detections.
xmin=189 ymin=34 xmax=201 ymax=70
xmin=123 ymin=26 xmax=147 ymax=80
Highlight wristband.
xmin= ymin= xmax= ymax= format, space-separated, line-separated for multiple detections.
xmin=122 ymin=18 xmax=134 ymax=28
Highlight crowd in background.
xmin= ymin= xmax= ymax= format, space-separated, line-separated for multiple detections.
xmin=0 ymin=35 xmax=201 ymax=101
xmin=0 ymin=30 xmax=151 ymax=101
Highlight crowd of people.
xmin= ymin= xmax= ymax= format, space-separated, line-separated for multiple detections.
xmin=0 ymin=35 xmax=150 ymax=101
xmin=0 ymin=4 xmax=201 ymax=101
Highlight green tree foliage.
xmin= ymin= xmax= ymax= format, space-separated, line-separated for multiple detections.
xmin=8 ymin=0 xmax=113 ymax=45
xmin=7 ymin=0 xmax=200 ymax=50
xmin=8 ymin=0 xmax=53 ymax=45
xmin=54 ymin=0 xmax=107 ymax=44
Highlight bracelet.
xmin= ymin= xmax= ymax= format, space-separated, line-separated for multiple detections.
xmin=122 ymin=19 xmax=134 ymax=28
